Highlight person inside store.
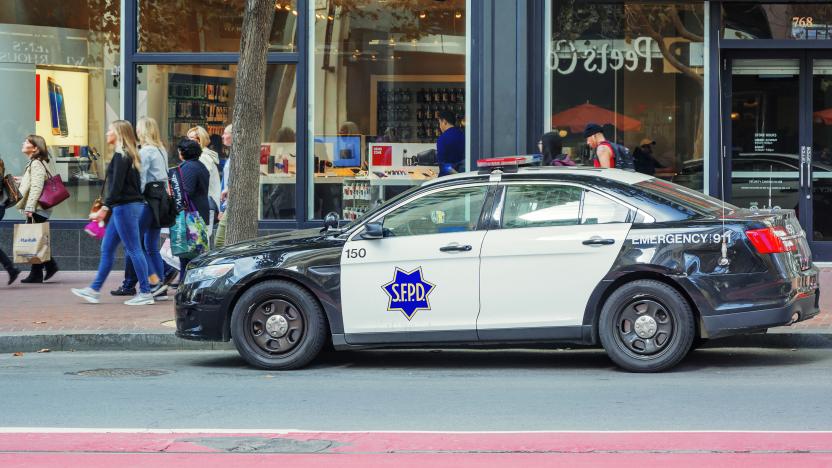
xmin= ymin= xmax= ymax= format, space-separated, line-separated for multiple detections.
xmin=15 ymin=135 xmax=59 ymax=283
xmin=436 ymin=109 xmax=465 ymax=176
xmin=187 ymin=126 xmax=222 ymax=224
xmin=215 ymin=124 xmax=233 ymax=249
xmin=174 ymin=139 xmax=210 ymax=282
xmin=539 ymin=132 xmax=576 ymax=166
xmin=632 ymin=138 xmax=663 ymax=176
xmin=0 ymin=157 xmax=21 ymax=285
xmin=584 ymin=123 xmax=615 ymax=169
xmin=111 ymin=117 xmax=177 ymax=299
xmin=71 ymin=120 xmax=155 ymax=306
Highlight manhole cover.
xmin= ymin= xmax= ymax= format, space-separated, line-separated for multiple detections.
xmin=161 ymin=320 xmax=176 ymax=328
xmin=66 ymin=368 xmax=171 ymax=377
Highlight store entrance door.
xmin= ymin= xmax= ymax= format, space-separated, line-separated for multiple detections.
xmin=723 ymin=53 xmax=832 ymax=261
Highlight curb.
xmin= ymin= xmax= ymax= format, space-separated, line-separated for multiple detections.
xmin=1 ymin=330 xmax=831 ymax=354
xmin=0 ymin=333 xmax=234 ymax=353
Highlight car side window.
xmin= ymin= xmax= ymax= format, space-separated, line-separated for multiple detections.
xmin=381 ymin=186 xmax=488 ymax=237
xmin=501 ymin=185 xmax=582 ymax=228
xmin=581 ymin=191 xmax=633 ymax=224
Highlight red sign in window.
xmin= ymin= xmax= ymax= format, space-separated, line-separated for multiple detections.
xmin=372 ymin=145 xmax=392 ymax=166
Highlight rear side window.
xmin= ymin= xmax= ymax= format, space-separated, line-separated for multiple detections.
xmin=501 ymin=185 xmax=633 ymax=229
xmin=635 ymin=178 xmax=738 ymax=217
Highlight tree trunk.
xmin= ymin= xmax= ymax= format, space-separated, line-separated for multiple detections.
xmin=225 ymin=0 xmax=276 ymax=245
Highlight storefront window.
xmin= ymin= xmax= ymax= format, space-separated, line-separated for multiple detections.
xmin=723 ymin=3 xmax=832 ymax=40
xmin=0 ymin=0 xmax=120 ymax=220
xmin=549 ymin=1 xmax=705 ymax=189
xmin=312 ymin=0 xmax=467 ymax=220
xmin=138 ymin=0 xmax=297 ymax=52
xmin=136 ymin=63 xmax=297 ymax=220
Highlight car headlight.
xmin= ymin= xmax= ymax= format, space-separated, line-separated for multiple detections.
xmin=184 ymin=264 xmax=235 ymax=286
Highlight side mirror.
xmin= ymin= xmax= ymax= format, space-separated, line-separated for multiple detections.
xmin=323 ymin=211 xmax=339 ymax=231
xmin=361 ymin=222 xmax=384 ymax=240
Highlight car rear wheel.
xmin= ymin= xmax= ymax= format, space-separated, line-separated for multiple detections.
xmin=231 ymin=280 xmax=327 ymax=370
xmin=599 ymin=280 xmax=694 ymax=372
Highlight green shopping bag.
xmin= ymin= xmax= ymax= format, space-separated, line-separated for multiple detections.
xmin=170 ymin=209 xmax=209 ymax=260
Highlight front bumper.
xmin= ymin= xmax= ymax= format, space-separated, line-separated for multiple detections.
xmin=175 ymin=281 xmax=231 ymax=342
xmin=701 ymin=288 xmax=820 ymax=339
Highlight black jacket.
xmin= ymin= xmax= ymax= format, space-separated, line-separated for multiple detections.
xmin=104 ymin=152 xmax=144 ymax=207
xmin=173 ymin=160 xmax=210 ymax=223
xmin=143 ymin=181 xmax=176 ymax=228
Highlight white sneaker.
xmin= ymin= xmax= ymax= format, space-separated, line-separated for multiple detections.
xmin=71 ymin=287 xmax=101 ymax=304
xmin=124 ymin=293 xmax=155 ymax=306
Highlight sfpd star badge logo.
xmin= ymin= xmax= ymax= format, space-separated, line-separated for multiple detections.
xmin=382 ymin=267 xmax=436 ymax=321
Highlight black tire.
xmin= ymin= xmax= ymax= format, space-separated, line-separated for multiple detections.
xmin=231 ymin=280 xmax=327 ymax=370
xmin=598 ymin=280 xmax=695 ymax=373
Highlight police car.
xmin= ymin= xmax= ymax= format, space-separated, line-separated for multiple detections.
xmin=175 ymin=156 xmax=820 ymax=372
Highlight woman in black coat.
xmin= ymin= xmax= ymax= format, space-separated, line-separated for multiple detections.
xmin=173 ymin=139 xmax=210 ymax=281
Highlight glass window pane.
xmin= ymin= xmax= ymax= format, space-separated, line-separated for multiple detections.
xmin=136 ymin=63 xmax=297 ymax=220
xmin=138 ymin=0 xmax=297 ymax=52
xmin=723 ymin=3 xmax=832 ymax=40
xmin=502 ymin=185 xmax=582 ymax=229
xmin=581 ymin=191 xmax=631 ymax=224
xmin=313 ymin=0 xmax=467 ymax=220
xmin=0 ymin=0 xmax=120 ymax=220
xmin=382 ymin=186 xmax=486 ymax=237
xmin=550 ymin=2 xmax=704 ymax=189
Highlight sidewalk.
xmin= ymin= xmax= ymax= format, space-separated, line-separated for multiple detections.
xmin=0 ymin=270 xmax=830 ymax=353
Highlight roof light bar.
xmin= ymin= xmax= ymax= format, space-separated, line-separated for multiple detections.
xmin=476 ymin=154 xmax=542 ymax=173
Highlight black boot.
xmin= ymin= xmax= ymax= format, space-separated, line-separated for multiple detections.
xmin=21 ymin=264 xmax=44 ymax=284
xmin=44 ymin=260 xmax=59 ymax=281
xmin=7 ymin=267 xmax=19 ymax=285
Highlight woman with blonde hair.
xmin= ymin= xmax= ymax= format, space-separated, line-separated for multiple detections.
xmin=16 ymin=134 xmax=58 ymax=283
xmin=111 ymin=117 xmax=173 ymax=298
xmin=71 ymin=120 xmax=154 ymax=306
xmin=187 ymin=126 xmax=221 ymax=220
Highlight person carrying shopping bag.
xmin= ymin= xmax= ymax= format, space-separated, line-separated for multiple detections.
xmin=15 ymin=135 xmax=58 ymax=283
xmin=0 ymin=157 xmax=21 ymax=285
xmin=71 ymin=120 xmax=155 ymax=306
xmin=170 ymin=139 xmax=210 ymax=283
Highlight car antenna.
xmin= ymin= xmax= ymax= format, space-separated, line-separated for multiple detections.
xmin=717 ymin=50 xmax=730 ymax=267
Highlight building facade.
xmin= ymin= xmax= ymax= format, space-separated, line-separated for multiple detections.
xmin=1 ymin=0 xmax=832 ymax=267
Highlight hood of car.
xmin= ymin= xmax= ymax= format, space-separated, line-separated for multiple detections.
xmin=193 ymin=228 xmax=344 ymax=266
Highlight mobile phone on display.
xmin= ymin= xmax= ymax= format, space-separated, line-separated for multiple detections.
xmin=47 ymin=78 xmax=60 ymax=136
xmin=55 ymin=83 xmax=69 ymax=137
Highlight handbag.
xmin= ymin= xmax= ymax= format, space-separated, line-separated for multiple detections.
xmin=0 ymin=158 xmax=21 ymax=208
xmin=170 ymin=168 xmax=208 ymax=260
xmin=36 ymin=161 xmax=70 ymax=209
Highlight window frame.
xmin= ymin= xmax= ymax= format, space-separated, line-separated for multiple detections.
xmin=494 ymin=181 xmax=639 ymax=230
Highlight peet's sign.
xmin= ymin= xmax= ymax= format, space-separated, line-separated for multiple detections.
xmin=550 ymin=37 xmax=655 ymax=75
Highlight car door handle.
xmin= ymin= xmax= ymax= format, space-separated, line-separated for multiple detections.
xmin=439 ymin=244 xmax=473 ymax=252
xmin=583 ymin=237 xmax=616 ymax=246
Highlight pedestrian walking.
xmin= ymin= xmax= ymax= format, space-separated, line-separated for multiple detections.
xmin=173 ymin=139 xmax=210 ymax=282
xmin=539 ymin=132 xmax=576 ymax=166
xmin=71 ymin=120 xmax=155 ymax=306
xmin=0 ymin=158 xmax=21 ymax=285
xmin=187 ymin=126 xmax=222 ymax=221
xmin=16 ymin=135 xmax=59 ymax=283
xmin=215 ymin=124 xmax=232 ymax=248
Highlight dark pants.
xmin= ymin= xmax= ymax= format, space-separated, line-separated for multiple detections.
xmin=27 ymin=212 xmax=57 ymax=278
xmin=0 ymin=206 xmax=14 ymax=272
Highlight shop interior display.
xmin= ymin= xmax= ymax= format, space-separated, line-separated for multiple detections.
xmin=166 ymin=73 xmax=231 ymax=148
xmin=375 ymin=81 xmax=465 ymax=142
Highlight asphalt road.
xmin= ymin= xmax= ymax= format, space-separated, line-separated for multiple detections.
xmin=1 ymin=346 xmax=831 ymax=431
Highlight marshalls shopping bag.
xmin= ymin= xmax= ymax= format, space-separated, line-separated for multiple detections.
xmin=13 ymin=222 xmax=51 ymax=264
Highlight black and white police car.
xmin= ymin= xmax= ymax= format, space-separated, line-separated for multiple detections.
xmin=176 ymin=156 xmax=820 ymax=372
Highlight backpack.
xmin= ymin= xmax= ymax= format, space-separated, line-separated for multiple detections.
xmin=596 ymin=142 xmax=635 ymax=171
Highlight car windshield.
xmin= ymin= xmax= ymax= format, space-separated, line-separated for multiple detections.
xmin=635 ymin=178 xmax=739 ymax=217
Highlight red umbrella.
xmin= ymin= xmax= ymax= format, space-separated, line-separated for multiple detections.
xmin=814 ymin=108 xmax=832 ymax=125
xmin=551 ymin=103 xmax=642 ymax=133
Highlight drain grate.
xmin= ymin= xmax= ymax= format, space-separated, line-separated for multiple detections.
xmin=66 ymin=368 xmax=171 ymax=377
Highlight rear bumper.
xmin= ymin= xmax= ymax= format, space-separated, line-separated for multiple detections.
xmin=701 ymin=288 xmax=820 ymax=339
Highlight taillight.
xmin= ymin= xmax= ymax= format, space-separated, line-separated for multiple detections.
xmin=746 ymin=226 xmax=797 ymax=254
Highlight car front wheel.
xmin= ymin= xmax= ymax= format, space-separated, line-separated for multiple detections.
xmin=231 ymin=280 xmax=327 ymax=370
xmin=599 ymin=280 xmax=694 ymax=372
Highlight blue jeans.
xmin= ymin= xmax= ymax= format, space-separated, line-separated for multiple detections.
xmin=91 ymin=202 xmax=152 ymax=294
xmin=121 ymin=205 xmax=170 ymax=289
